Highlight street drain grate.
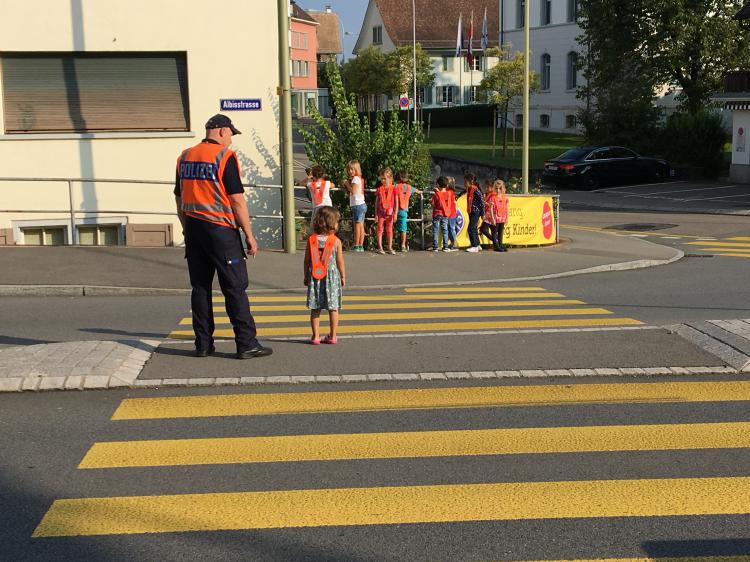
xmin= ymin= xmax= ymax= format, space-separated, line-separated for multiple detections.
xmin=604 ymin=223 xmax=679 ymax=232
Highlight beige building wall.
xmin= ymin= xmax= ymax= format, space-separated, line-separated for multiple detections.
xmin=0 ymin=0 xmax=282 ymax=247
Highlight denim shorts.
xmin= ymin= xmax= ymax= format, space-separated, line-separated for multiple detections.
xmin=395 ymin=209 xmax=409 ymax=233
xmin=351 ymin=203 xmax=367 ymax=223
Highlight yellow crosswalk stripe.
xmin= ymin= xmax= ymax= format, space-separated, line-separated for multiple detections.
xmin=191 ymin=308 xmax=614 ymax=326
xmin=404 ymin=286 xmax=547 ymax=292
xmin=519 ymin=557 xmax=750 ymax=562
xmin=246 ymin=299 xmax=587 ymax=312
xmin=698 ymin=248 xmax=750 ymax=254
xmin=726 ymin=236 xmax=750 ymax=242
xmin=79 ymin=421 xmax=750 ymax=469
xmin=111 ymin=381 xmax=750 ymax=420
xmin=213 ymin=292 xmax=567 ymax=303
xmin=32 ymin=476 xmax=750 ymax=537
xmin=169 ymin=317 xmax=642 ymax=338
xmin=686 ymin=241 xmax=750 ymax=248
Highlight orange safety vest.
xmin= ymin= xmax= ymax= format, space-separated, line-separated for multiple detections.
xmin=309 ymin=179 xmax=328 ymax=206
xmin=309 ymin=234 xmax=336 ymax=280
xmin=396 ymin=183 xmax=411 ymax=210
xmin=377 ymin=185 xmax=395 ymax=215
xmin=433 ymin=190 xmax=451 ymax=215
xmin=445 ymin=190 xmax=457 ymax=217
xmin=467 ymin=185 xmax=478 ymax=212
xmin=177 ymin=142 xmax=238 ymax=228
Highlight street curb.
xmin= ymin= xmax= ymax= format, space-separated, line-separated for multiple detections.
xmin=0 ymin=246 xmax=684 ymax=296
xmin=563 ymin=200 xmax=750 ymax=217
xmin=0 ymin=365 xmax=740 ymax=393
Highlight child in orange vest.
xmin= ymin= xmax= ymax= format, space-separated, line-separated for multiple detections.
xmin=375 ymin=167 xmax=397 ymax=254
xmin=480 ymin=180 xmax=509 ymax=252
xmin=307 ymin=165 xmax=334 ymax=220
xmin=304 ymin=206 xmax=346 ymax=344
xmin=394 ymin=170 xmax=421 ymax=252
xmin=445 ymin=177 xmax=459 ymax=251
xmin=431 ymin=176 xmax=451 ymax=251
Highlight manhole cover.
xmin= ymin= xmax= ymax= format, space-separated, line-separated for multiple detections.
xmin=604 ymin=223 xmax=679 ymax=232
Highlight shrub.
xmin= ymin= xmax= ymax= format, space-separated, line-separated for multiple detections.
xmin=657 ymin=111 xmax=728 ymax=177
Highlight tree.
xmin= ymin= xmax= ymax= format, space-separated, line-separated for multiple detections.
xmin=343 ymin=44 xmax=435 ymax=111
xmin=577 ymin=0 xmax=663 ymax=149
xmin=384 ymin=44 xmax=436 ymax=98
xmin=299 ymin=61 xmax=431 ymax=195
xmin=646 ymin=0 xmax=750 ymax=114
xmin=478 ymin=47 xmax=539 ymax=154
xmin=341 ymin=46 xmax=389 ymax=112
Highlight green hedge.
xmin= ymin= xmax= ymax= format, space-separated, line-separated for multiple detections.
xmin=358 ymin=105 xmax=496 ymax=129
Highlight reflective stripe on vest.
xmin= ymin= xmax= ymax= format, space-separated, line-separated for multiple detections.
xmin=309 ymin=180 xmax=328 ymax=206
xmin=377 ymin=185 xmax=395 ymax=214
xmin=177 ymin=143 xmax=238 ymax=228
xmin=309 ymin=234 xmax=336 ymax=280
xmin=396 ymin=183 xmax=411 ymax=210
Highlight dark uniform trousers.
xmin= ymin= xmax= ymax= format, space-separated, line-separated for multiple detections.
xmin=184 ymin=216 xmax=258 ymax=352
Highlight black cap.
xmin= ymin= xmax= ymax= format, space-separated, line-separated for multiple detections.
xmin=205 ymin=114 xmax=242 ymax=135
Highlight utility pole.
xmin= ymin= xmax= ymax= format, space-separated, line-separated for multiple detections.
xmin=278 ymin=0 xmax=296 ymax=253
xmin=522 ymin=0 xmax=529 ymax=194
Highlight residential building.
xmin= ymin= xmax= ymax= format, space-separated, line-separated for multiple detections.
xmin=715 ymin=2 xmax=750 ymax=182
xmin=308 ymin=5 xmax=344 ymax=117
xmin=291 ymin=2 xmax=319 ymax=118
xmin=353 ymin=0 xmax=584 ymax=132
xmin=0 ymin=0 xmax=282 ymax=247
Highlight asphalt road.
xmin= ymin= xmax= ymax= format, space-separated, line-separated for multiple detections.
xmin=2 ymin=376 xmax=750 ymax=561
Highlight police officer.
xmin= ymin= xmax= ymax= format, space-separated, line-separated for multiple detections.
xmin=174 ymin=114 xmax=272 ymax=359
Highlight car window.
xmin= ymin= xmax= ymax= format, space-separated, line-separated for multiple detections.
xmin=611 ymin=147 xmax=637 ymax=159
xmin=558 ymin=148 xmax=590 ymax=160
xmin=589 ymin=149 xmax=610 ymax=160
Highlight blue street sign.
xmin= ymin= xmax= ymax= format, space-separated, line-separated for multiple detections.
xmin=220 ymin=99 xmax=262 ymax=111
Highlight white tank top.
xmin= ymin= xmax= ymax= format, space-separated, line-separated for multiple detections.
xmin=349 ymin=176 xmax=366 ymax=207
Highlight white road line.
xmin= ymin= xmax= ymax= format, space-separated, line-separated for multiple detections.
xmin=592 ymin=181 xmax=685 ymax=192
xmin=625 ymin=185 xmax=737 ymax=198
xmin=627 ymin=234 xmax=649 ymax=238
xmin=683 ymin=192 xmax=750 ymax=202
xmin=660 ymin=236 xmax=681 ymax=239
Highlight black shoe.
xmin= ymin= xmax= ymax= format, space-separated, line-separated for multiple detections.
xmin=236 ymin=345 xmax=273 ymax=359
xmin=499 ymin=246 xmax=508 ymax=252
xmin=195 ymin=345 xmax=216 ymax=358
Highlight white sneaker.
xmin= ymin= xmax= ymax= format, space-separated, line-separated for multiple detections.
xmin=466 ymin=246 xmax=480 ymax=253
xmin=446 ymin=247 xmax=458 ymax=253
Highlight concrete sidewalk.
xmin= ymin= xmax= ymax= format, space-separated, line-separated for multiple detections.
xmin=0 ymin=227 xmax=680 ymax=296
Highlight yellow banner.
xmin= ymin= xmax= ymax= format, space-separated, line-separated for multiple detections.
xmin=454 ymin=195 xmax=557 ymax=247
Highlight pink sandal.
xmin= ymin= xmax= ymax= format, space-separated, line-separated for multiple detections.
xmin=310 ymin=338 xmax=321 ymax=345
xmin=322 ymin=335 xmax=337 ymax=345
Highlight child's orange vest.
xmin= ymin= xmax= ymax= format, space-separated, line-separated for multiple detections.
xmin=376 ymin=185 xmax=395 ymax=215
xmin=308 ymin=234 xmax=336 ymax=280
xmin=396 ymin=183 xmax=411 ymax=210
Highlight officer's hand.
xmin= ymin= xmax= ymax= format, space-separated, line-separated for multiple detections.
xmin=245 ymin=232 xmax=258 ymax=257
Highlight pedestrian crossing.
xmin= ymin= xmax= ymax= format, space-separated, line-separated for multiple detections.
xmin=32 ymin=379 xmax=750 ymax=560
xmin=168 ymin=285 xmax=644 ymax=340
xmin=686 ymin=237 xmax=750 ymax=259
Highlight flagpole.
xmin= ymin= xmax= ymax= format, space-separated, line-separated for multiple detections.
xmin=412 ymin=0 xmax=417 ymax=123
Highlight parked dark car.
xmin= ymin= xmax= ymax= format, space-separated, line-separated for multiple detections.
xmin=542 ymin=146 xmax=672 ymax=189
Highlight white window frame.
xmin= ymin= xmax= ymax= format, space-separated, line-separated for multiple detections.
xmin=566 ymin=52 xmax=578 ymax=90
xmin=373 ymin=26 xmax=383 ymax=45
xmin=464 ymin=56 xmax=483 ymax=72
xmin=541 ymin=53 xmax=551 ymax=90
xmin=541 ymin=0 xmax=552 ymax=25
xmin=12 ymin=217 xmax=126 ymax=246
xmin=440 ymin=86 xmax=454 ymax=105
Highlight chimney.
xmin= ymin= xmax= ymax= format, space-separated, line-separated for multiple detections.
xmin=325 ymin=5 xmax=332 ymax=12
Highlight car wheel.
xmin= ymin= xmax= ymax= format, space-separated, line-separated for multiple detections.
xmin=580 ymin=172 xmax=599 ymax=190
xmin=652 ymin=165 xmax=666 ymax=181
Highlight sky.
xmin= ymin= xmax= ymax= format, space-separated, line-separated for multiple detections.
xmin=301 ymin=0 xmax=369 ymax=60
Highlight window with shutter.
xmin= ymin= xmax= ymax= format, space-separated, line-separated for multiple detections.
xmin=1 ymin=53 xmax=190 ymax=134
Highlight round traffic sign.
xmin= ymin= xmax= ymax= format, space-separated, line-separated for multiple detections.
xmin=399 ymin=96 xmax=410 ymax=109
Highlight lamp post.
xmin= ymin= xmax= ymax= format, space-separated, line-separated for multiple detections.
xmin=412 ymin=0 xmax=417 ymax=122
xmin=278 ymin=0 xmax=296 ymax=252
xmin=522 ymin=0 xmax=529 ymax=194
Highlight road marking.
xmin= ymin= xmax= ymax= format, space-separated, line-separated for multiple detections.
xmin=32 ymin=476 xmax=750 ymax=537
xmin=215 ymin=292 xmax=569 ymax=303
xmin=169 ymin=317 xmax=642 ymax=338
xmin=246 ymin=299 xmax=587 ymax=312
xmin=79 ymin=421 xmax=750 ymax=469
xmin=592 ymin=181 xmax=685 ymax=192
xmin=195 ymin=308 xmax=615 ymax=326
xmin=727 ymin=236 xmax=750 ymax=241
xmin=404 ymin=286 xmax=547 ymax=293
xmin=686 ymin=241 xmax=750 ymax=249
xmin=683 ymin=192 xmax=750 ymax=202
xmin=519 ymin=558 xmax=750 ymax=562
xmin=111 ymin=381 xmax=750 ymax=420
xmin=711 ymin=253 xmax=750 ymax=259
xmin=625 ymin=185 xmax=737 ymax=197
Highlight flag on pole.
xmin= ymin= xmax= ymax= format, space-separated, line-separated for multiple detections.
xmin=467 ymin=10 xmax=474 ymax=65
xmin=455 ymin=12 xmax=463 ymax=57
xmin=481 ymin=7 xmax=489 ymax=51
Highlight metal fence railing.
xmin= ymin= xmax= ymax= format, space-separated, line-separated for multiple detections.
xmin=0 ymin=178 xmax=560 ymax=249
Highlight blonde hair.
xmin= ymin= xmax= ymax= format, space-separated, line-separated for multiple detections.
xmin=347 ymin=160 xmax=362 ymax=177
xmin=493 ymin=179 xmax=506 ymax=194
